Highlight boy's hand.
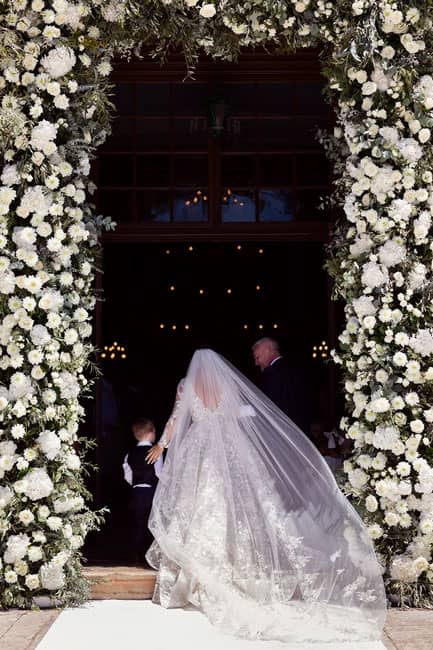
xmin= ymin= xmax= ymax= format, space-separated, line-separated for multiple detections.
xmin=146 ymin=444 xmax=163 ymax=464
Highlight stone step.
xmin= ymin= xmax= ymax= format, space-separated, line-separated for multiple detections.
xmin=83 ymin=566 xmax=157 ymax=600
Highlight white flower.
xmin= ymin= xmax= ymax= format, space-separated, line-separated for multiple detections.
xmin=375 ymin=369 xmax=389 ymax=384
xmin=396 ymin=462 xmax=411 ymax=477
xmin=385 ymin=512 xmax=399 ymax=526
xmin=0 ymin=486 xmax=13 ymax=508
xmin=4 ymin=533 xmax=30 ymax=563
xmin=25 ymin=574 xmax=40 ymax=590
xmin=5 ymin=570 xmax=18 ymax=584
xmin=41 ymin=46 xmax=76 ymax=79
xmin=361 ymin=262 xmax=388 ymax=288
xmin=361 ymin=81 xmax=377 ymax=95
xmin=365 ymin=495 xmax=378 ymax=512
xmin=21 ymin=468 xmax=53 ymax=500
xmin=373 ymin=426 xmax=400 ymax=450
xmin=368 ymin=524 xmax=383 ymax=540
xmin=9 ymin=372 xmax=33 ymax=400
xmin=40 ymin=562 xmax=65 ymax=590
xmin=11 ymin=424 xmax=25 ymax=439
xmin=379 ymin=240 xmax=406 ymax=267
xmin=65 ymin=452 xmax=80 ymax=470
xmin=30 ymin=324 xmax=51 ymax=346
xmin=19 ymin=509 xmax=35 ymax=526
xmin=410 ymin=420 xmax=424 ymax=434
xmin=405 ymin=392 xmax=419 ymax=407
xmin=410 ymin=330 xmax=433 ymax=357
xmin=353 ymin=296 xmax=376 ymax=318
xmin=200 ymin=3 xmax=216 ymax=18
xmin=397 ymin=138 xmax=423 ymax=163
xmin=47 ymin=516 xmax=62 ymax=531
xmin=30 ymin=120 xmax=58 ymax=152
xmin=28 ymin=546 xmax=43 ymax=562
xmin=371 ymin=398 xmax=390 ymax=413
xmin=393 ymin=352 xmax=408 ymax=367
xmin=37 ymin=430 xmax=61 ymax=460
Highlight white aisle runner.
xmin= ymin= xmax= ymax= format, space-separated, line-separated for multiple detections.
xmin=36 ymin=600 xmax=387 ymax=650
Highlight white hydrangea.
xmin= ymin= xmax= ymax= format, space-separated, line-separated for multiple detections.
xmin=373 ymin=426 xmax=400 ymax=450
xmin=410 ymin=329 xmax=433 ymax=357
xmin=361 ymin=262 xmax=389 ymax=288
xmin=30 ymin=120 xmax=58 ymax=152
xmin=3 ymin=533 xmax=30 ymax=564
xmin=21 ymin=468 xmax=53 ymax=500
xmin=378 ymin=240 xmax=406 ymax=267
xmin=40 ymin=561 xmax=65 ymax=590
xmin=37 ymin=430 xmax=61 ymax=460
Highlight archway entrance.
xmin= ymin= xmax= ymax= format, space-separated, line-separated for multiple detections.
xmin=84 ymin=50 xmax=337 ymax=565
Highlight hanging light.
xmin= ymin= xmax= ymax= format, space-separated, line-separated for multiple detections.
xmin=208 ymin=96 xmax=230 ymax=138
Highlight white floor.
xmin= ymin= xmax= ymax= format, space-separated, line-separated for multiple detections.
xmin=36 ymin=600 xmax=387 ymax=650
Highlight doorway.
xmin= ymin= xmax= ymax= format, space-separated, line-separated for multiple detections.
xmin=84 ymin=240 xmax=335 ymax=565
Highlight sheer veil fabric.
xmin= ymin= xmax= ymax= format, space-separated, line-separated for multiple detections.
xmin=146 ymin=349 xmax=386 ymax=643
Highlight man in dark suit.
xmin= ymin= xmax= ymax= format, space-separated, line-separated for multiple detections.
xmin=252 ymin=338 xmax=312 ymax=435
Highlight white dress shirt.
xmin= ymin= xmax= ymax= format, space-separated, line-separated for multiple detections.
xmin=123 ymin=440 xmax=163 ymax=488
xmin=269 ymin=355 xmax=283 ymax=366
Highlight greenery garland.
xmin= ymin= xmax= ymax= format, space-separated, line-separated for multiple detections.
xmin=0 ymin=0 xmax=432 ymax=608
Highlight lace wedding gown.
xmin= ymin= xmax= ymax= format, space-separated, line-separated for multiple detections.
xmin=146 ymin=350 xmax=386 ymax=644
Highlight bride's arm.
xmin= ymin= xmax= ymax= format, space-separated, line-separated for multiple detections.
xmin=146 ymin=380 xmax=184 ymax=464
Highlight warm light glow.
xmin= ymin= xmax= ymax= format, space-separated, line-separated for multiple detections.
xmin=172 ymin=325 xmax=177 ymax=331
xmin=312 ymin=353 xmax=317 ymax=358
xmin=101 ymin=353 xmax=106 ymax=359
xmin=226 ymin=288 xmax=232 ymax=294
xmin=258 ymin=248 xmax=264 ymax=254
xmin=185 ymin=324 xmax=190 ymax=330
xmin=227 ymin=188 xmax=232 ymax=196
xmin=110 ymin=353 xmax=115 ymax=359
xmin=165 ymin=249 xmax=170 ymax=255
xmin=256 ymin=285 xmax=261 ymax=291
xmin=258 ymin=324 xmax=264 ymax=330
xmin=113 ymin=342 xmax=117 ymax=346
xmin=199 ymin=289 xmax=204 ymax=295
xmin=273 ymin=323 xmax=278 ymax=329
xmin=170 ymin=285 xmax=175 ymax=291
xmin=121 ymin=354 xmax=126 ymax=359
xmin=243 ymin=324 xmax=248 ymax=330
xmin=203 ymin=195 xmax=208 ymax=201
xmin=104 ymin=345 xmax=108 ymax=350
xmin=160 ymin=324 xmax=165 ymax=329
xmin=236 ymin=244 xmax=242 ymax=251
xmin=313 ymin=346 xmax=317 ymax=351
xmin=188 ymin=246 xmax=194 ymax=251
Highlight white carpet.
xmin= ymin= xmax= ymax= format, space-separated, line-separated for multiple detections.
xmin=36 ymin=600 xmax=387 ymax=650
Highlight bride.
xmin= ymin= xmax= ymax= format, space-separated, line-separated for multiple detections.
xmin=145 ymin=349 xmax=386 ymax=644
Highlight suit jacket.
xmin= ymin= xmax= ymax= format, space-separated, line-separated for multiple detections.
xmin=260 ymin=357 xmax=311 ymax=435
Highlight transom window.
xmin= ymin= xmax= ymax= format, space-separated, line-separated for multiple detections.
xmin=95 ymin=72 xmax=332 ymax=227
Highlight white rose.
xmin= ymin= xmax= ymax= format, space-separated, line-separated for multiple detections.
xmin=199 ymin=3 xmax=216 ymax=18
xmin=365 ymin=495 xmax=378 ymax=512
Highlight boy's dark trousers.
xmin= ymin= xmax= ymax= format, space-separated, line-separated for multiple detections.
xmin=129 ymin=486 xmax=156 ymax=563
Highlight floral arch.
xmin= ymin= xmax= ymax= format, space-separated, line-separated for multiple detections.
xmin=1 ymin=0 xmax=433 ymax=608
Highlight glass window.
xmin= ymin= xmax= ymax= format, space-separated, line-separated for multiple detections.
xmin=222 ymin=156 xmax=255 ymax=187
xmin=137 ymin=191 xmax=170 ymax=222
xmin=100 ymin=118 xmax=133 ymax=152
xmin=174 ymin=190 xmax=208 ymax=222
xmin=99 ymin=155 xmax=133 ymax=187
xmin=221 ymin=189 xmax=255 ymax=222
xmin=99 ymin=190 xmax=133 ymax=221
xmin=296 ymin=154 xmax=329 ymax=186
xmin=112 ymin=83 xmax=134 ymax=115
xmin=136 ymin=155 xmax=170 ymax=186
xmin=259 ymin=189 xmax=294 ymax=222
xmin=136 ymin=83 xmax=170 ymax=115
xmin=172 ymin=83 xmax=208 ymax=115
xmin=295 ymin=189 xmax=329 ymax=220
xmin=173 ymin=156 xmax=208 ymax=187
xmin=258 ymin=155 xmax=292 ymax=186
xmin=136 ymin=119 xmax=171 ymax=151
xmin=296 ymin=82 xmax=327 ymax=116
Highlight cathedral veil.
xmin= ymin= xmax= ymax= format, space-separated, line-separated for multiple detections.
xmin=147 ymin=349 xmax=386 ymax=643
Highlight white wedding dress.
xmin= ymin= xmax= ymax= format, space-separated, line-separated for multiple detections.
xmin=146 ymin=350 xmax=386 ymax=644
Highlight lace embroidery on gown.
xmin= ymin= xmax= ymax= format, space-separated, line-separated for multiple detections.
xmin=146 ymin=350 xmax=386 ymax=644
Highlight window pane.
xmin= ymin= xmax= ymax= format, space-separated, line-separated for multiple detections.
xmin=216 ymin=84 xmax=257 ymax=116
xmin=296 ymin=154 xmax=329 ymax=185
xmin=258 ymin=155 xmax=292 ymax=186
xmin=136 ymin=84 xmax=170 ymax=115
xmin=221 ymin=119 xmax=256 ymax=151
xmin=137 ymin=191 xmax=170 ymax=222
xmin=222 ymin=156 xmax=255 ymax=186
xmin=292 ymin=118 xmax=327 ymax=149
xmin=295 ymin=189 xmax=329 ymax=220
xmin=101 ymin=118 xmax=133 ymax=151
xmin=221 ymin=189 xmax=255 ymax=222
xmin=255 ymin=84 xmax=293 ymax=115
xmin=136 ymin=155 xmax=170 ymax=186
xmin=112 ymin=83 xmax=134 ymax=115
xmin=173 ymin=156 xmax=208 ymax=187
xmin=99 ymin=190 xmax=133 ymax=221
xmin=173 ymin=118 xmax=208 ymax=151
xmin=259 ymin=189 xmax=294 ymax=222
xmin=99 ymin=155 xmax=133 ymax=187
xmin=173 ymin=83 xmax=207 ymax=115
xmin=136 ymin=119 xmax=170 ymax=151
xmin=174 ymin=190 xmax=208 ymax=222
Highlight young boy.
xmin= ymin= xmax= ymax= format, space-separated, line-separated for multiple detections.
xmin=122 ymin=417 xmax=163 ymax=564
